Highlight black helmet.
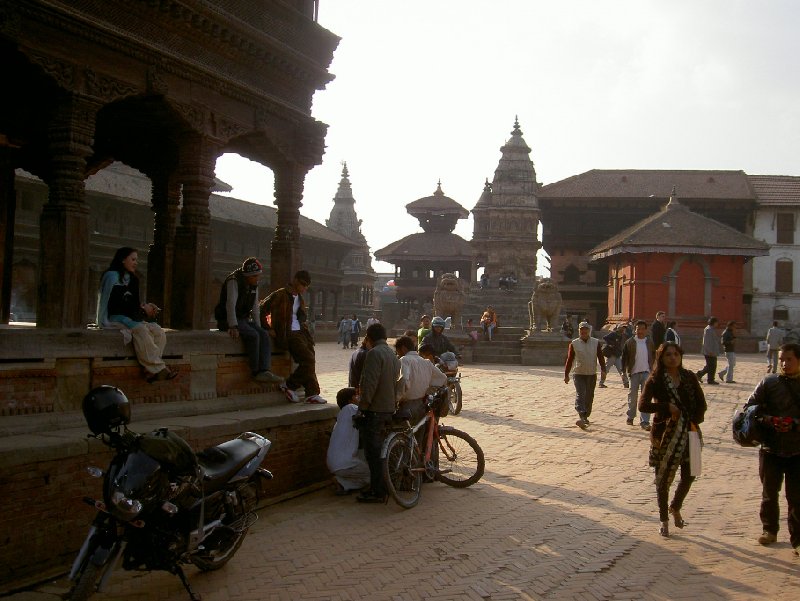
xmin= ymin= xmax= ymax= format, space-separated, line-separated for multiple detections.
xmin=732 ymin=405 xmax=762 ymax=448
xmin=82 ymin=385 xmax=131 ymax=435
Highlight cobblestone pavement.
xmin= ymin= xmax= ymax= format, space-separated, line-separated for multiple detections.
xmin=10 ymin=344 xmax=799 ymax=600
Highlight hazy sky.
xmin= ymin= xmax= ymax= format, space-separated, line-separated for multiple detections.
xmin=215 ymin=0 xmax=800 ymax=274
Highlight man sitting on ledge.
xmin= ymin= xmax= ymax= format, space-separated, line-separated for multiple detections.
xmin=261 ymin=270 xmax=327 ymax=404
xmin=214 ymin=257 xmax=283 ymax=385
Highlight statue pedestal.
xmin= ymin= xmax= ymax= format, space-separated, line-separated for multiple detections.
xmin=521 ymin=330 xmax=568 ymax=366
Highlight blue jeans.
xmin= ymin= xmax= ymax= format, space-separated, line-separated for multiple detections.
xmin=601 ymin=354 xmax=629 ymax=386
xmin=627 ymin=371 xmax=650 ymax=424
xmin=719 ymin=351 xmax=736 ymax=382
xmin=573 ymin=374 xmax=596 ymax=420
xmin=237 ymin=320 xmax=271 ymax=375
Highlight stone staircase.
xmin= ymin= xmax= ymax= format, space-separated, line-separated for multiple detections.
xmin=469 ymin=326 xmax=526 ymax=364
xmin=461 ymin=283 xmax=534 ymax=328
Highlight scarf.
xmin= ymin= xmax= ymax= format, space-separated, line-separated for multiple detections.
xmin=651 ymin=370 xmax=696 ymax=490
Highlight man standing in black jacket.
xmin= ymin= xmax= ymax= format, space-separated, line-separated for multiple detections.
xmin=651 ymin=311 xmax=667 ymax=350
xmin=745 ymin=343 xmax=800 ymax=555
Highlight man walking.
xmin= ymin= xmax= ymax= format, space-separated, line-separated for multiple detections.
xmin=600 ymin=324 xmax=630 ymax=388
xmin=719 ymin=321 xmax=737 ymax=383
xmin=696 ymin=317 xmax=722 ymax=385
xmin=356 ymin=323 xmax=400 ymax=503
xmin=743 ymin=343 xmax=800 ymax=555
xmin=766 ymin=321 xmax=785 ymax=374
xmin=564 ymin=321 xmax=606 ymax=430
xmin=261 ymin=270 xmax=327 ymax=404
xmin=622 ymin=320 xmax=654 ymax=430
xmin=651 ymin=311 xmax=667 ymax=350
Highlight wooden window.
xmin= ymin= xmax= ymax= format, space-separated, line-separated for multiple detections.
xmin=773 ymin=307 xmax=789 ymax=321
xmin=775 ymin=259 xmax=793 ymax=293
xmin=777 ymin=213 xmax=795 ymax=244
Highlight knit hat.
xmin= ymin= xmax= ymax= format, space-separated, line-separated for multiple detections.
xmin=242 ymin=257 xmax=263 ymax=276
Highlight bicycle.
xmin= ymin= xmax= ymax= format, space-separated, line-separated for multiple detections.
xmin=381 ymin=386 xmax=484 ymax=509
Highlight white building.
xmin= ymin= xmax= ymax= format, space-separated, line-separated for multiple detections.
xmin=749 ymin=175 xmax=800 ymax=334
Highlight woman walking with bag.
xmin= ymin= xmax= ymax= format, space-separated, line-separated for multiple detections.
xmin=638 ymin=342 xmax=706 ymax=537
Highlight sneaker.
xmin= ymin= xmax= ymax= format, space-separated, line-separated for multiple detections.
xmin=306 ymin=394 xmax=327 ymax=404
xmin=576 ymin=419 xmax=588 ymax=430
xmin=598 ymin=382 xmax=607 ymax=388
xmin=641 ymin=423 xmax=651 ymax=431
xmin=281 ymin=385 xmax=301 ymax=403
xmin=254 ymin=370 xmax=284 ymax=384
xmin=758 ymin=531 xmax=777 ymax=545
xmin=626 ymin=419 xmax=634 ymax=426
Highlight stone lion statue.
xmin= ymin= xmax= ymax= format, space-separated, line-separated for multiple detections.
xmin=528 ymin=278 xmax=562 ymax=332
xmin=433 ymin=273 xmax=466 ymax=326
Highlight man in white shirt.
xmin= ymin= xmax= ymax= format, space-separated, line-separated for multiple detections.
xmin=622 ymin=320 xmax=655 ymax=430
xmin=326 ymin=388 xmax=369 ymax=494
xmin=395 ymin=335 xmax=447 ymax=426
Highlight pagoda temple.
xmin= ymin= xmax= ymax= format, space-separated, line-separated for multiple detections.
xmin=375 ymin=182 xmax=474 ymax=307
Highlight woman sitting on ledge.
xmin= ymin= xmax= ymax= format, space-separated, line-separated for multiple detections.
xmin=96 ymin=247 xmax=177 ymax=383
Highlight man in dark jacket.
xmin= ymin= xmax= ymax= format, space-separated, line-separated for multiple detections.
xmin=260 ymin=270 xmax=326 ymax=404
xmin=696 ymin=317 xmax=722 ymax=385
xmin=719 ymin=321 xmax=737 ymax=383
xmin=214 ymin=257 xmax=283 ymax=384
xmin=651 ymin=311 xmax=667 ymax=350
xmin=422 ymin=316 xmax=457 ymax=357
xmin=356 ymin=323 xmax=400 ymax=503
xmin=744 ymin=343 xmax=800 ymax=555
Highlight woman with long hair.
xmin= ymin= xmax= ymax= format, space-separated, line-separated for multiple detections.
xmin=97 ymin=247 xmax=176 ymax=382
xmin=638 ymin=342 xmax=706 ymax=536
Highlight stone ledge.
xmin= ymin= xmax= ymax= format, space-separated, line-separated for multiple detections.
xmin=0 ymin=396 xmax=337 ymax=470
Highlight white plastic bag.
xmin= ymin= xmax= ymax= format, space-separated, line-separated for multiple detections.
xmin=689 ymin=430 xmax=702 ymax=477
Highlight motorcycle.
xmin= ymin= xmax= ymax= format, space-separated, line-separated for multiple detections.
xmin=438 ymin=351 xmax=462 ymax=416
xmin=67 ymin=385 xmax=273 ymax=601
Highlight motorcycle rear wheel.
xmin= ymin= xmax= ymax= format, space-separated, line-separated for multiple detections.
xmin=190 ymin=485 xmax=258 ymax=571
xmin=67 ymin=561 xmax=100 ymax=601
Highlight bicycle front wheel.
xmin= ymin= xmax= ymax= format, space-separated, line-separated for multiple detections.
xmin=383 ymin=433 xmax=423 ymax=509
xmin=448 ymin=381 xmax=463 ymax=415
xmin=436 ymin=426 xmax=484 ymax=488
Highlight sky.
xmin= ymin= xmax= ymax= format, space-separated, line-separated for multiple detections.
xmin=214 ymin=0 xmax=800 ymax=275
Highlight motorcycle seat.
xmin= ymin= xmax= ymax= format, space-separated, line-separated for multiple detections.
xmin=197 ymin=438 xmax=260 ymax=492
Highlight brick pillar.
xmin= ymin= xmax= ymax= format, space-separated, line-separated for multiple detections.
xmin=147 ymin=170 xmax=180 ymax=327
xmin=270 ymin=163 xmax=308 ymax=290
xmin=0 ymin=149 xmax=16 ymax=324
xmin=39 ymin=95 xmax=98 ymax=328
xmin=170 ymin=136 xmax=216 ymax=329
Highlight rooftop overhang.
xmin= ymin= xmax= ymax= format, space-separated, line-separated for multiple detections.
xmin=590 ymin=246 xmax=770 ymax=261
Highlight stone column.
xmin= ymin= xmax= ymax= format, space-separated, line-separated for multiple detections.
xmin=147 ymin=170 xmax=180 ymax=327
xmin=171 ymin=136 xmax=216 ymax=329
xmin=39 ymin=95 xmax=98 ymax=328
xmin=0 ymin=149 xmax=16 ymax=324
xmin=270 ymin=162 xmax=307 ymax=289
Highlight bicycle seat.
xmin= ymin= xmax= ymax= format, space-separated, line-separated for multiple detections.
xmin=392 ymin=407 xmax=412 ymax=422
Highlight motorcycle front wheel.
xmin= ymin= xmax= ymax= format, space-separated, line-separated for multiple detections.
xmin=448 ymin=381 xmax=463 ymax=415
xmin=67 ymin=558 xmax=100 ymax=601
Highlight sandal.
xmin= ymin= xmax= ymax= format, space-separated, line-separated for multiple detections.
xmin=669 ymin=507 xmax=685 ymax=529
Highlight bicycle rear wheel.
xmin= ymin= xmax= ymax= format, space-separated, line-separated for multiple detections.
xmin=436 ymin=426 xmax=484 ymax=488
xmin=383 ymin=433 xmax=423 ymax=509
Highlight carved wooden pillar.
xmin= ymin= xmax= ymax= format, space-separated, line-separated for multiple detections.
xmin=147 ymin=170 xmax=180 ymax=327
xmin=270 ymin=162 xmax=308 ymax=290
xmin=39 ymin=95 xmax=98 ymax=328
xmin=170 ymin=136 xmax=216 ymax=329
xmin=0 ymin=149 xmax=16 ymax=324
